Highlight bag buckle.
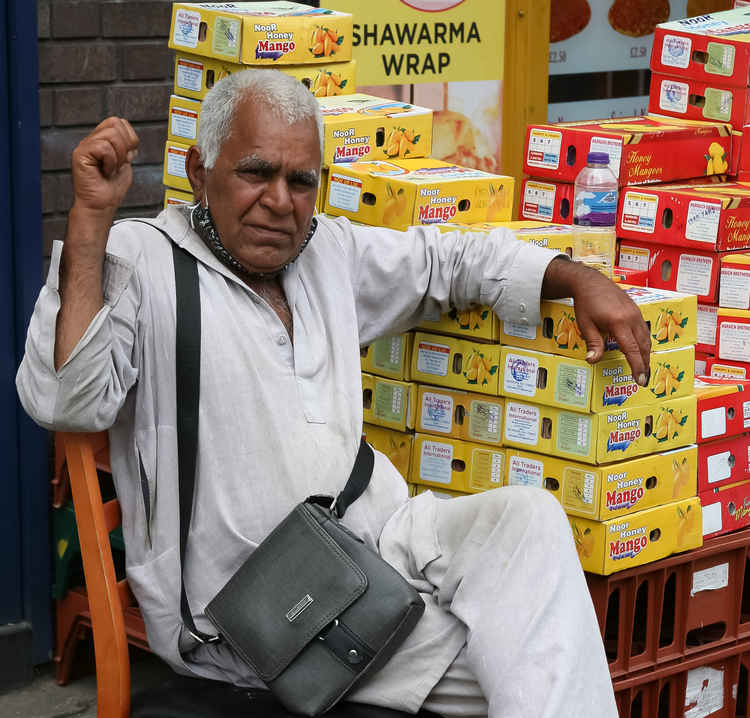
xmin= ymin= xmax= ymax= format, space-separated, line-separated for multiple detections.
xmin=317 ymin=618 xmax=339 ymax=642
xmin=188 ymin=628 xmax=222 ymax=645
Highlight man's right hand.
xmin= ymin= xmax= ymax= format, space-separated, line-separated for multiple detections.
xmin=71 ymin=117 xmax=139 ymax=223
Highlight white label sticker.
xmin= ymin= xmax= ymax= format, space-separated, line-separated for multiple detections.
xmin=176 ymin=57 xmax=203 ymax=92
xmin=719 ymin=322 xmax=750 ymax=362
xmin=621 ymin=192 xmax=658 ymax=234
xmin=504 ymin=402 xmax=540 ymax=446
xmin=172 ymin=8 xmax=201 ymax=48
xmin=618 ymin=244 xmax=650 ymax=271
xmin=166 ymin=146 xmax=188 ymax=178
xmin=503 ymin=354 xmax=539 ymax=398
xmin=684 ymin=666 xmax=724 ymax=718
xmin=170 ymin=107 xmax=198 ymax=141
xmin=710 ymin=362 xmax=749 ymax=380
xmin=701 ymin=407 xmax=727 ymax=440
xmin=526 ymin=129 xmax=562 ymax=170
xmin=659 ymin=78 xmax=690 ymax=114
xmin=503 ymin=320 xmax=537 ymax=341
xmin=589 ymin=136 xmax=623 ymax=177
xmin=719 ymin=267 xmax=750 ymax=310
xmin=691 ymin=563 xmax=729 ymax=596
xmin=507 ymin=455 xmax=544 ymax=488
xmin=744 ymin=400 xmax=750 ymax=429
xmin=702 ymin=501 xmax=723 ymax=536
xmin=490 ymin=452 xmax=504 ymax=484
xmin=522 ymin=181 xmax=556 ymax=221
xmin=327 ymin=174 xmax=362 ymax=212
xmin=697 ymin=304 xmax=718 ymax=346
xmin=420 ymin=392 xmax=453 ymax=434
xmin=419 ymin=440 xmax=453 ymax=485
xmin=676 ymin=253 xmax=714 ymax=296
xmin=707 ymin=450 xmax=732 ymax=484
xmin=661 ymin=34 xmax=692 ymax=69
xmin=416 ymin=340 xmax=450 ymax=377
xmin=696 ymin=358 xmax=707 ymax=375
xmin=685 ymin=200 xmax=721 ymax=245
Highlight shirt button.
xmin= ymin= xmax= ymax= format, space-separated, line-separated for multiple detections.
xmin=519 ymin=302 xmax=527 ymax=313
xmin=277 ymin=335 xmax=288 ymax=345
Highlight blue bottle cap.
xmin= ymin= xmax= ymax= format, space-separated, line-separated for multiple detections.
xmin=587 ymin=152 xmax=610 ymax=164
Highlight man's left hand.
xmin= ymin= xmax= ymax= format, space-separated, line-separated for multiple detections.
xmin=541 ymin=258 xmax=652 ymax=387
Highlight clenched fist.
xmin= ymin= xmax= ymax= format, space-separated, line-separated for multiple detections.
xmin=71 ymin=117 xmax=139 ymax=219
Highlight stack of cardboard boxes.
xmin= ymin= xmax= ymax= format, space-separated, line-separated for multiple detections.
xmin=163 ymin=1 xmax=357 ymax=207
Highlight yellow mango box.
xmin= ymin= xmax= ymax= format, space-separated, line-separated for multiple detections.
xmin=360 ymin=333 xmax=413 ymax=381
xmin=164 ymin=189 xmax=194 ymax=209
xmin=318 ymin=94 xmax=433 ymax=167
xmin=362 ymin=422 xmax=412 ymax=482
xmin=412 ymin=484 xmax=469 ymax=499
xmin=169 ymin=2 xmax=352 ymax=65
xmin=500 ymin=347 xmax=593 ymax=414
xmin=472 ymin=220 xmax=575 ymax=255
xmin=315 ymin=168 xmax=328 ymax=213
xmin=325 ymin=158 xmax=514 ymax=231
xmin=410 ymin=433 xmax=505 ymax=494
xmin=416 ymin=385 xmax=504 ymax=447
xmin=569 ymin=497 xmax=702 ymax=575
xmin=411 ymin=332 xmax=501 ymax=396
xmin=418 ymin=305 xmax=499 ymax=342
xmin=592 ymin=346 xmax=695 ymax=413
xmin=361 ymin=372 xmax=416 ymax=433
xmin=163 ymin=141 xmax=191 ymax=192
xmin=505 ymin=446 xmax=697 ymax=520
xmin=168 ymin=95 xmax=202 ymax=145
xmin=502 ymin=395 xmax=697 ymax=465
xmin=173 ymin=51 xmax=356 ymax=100
xmin=500 ymin=285 xmax=697 ymax=360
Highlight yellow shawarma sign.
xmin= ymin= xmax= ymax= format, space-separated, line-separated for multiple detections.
xmin=325 ymin=0 xmax=504 ymax=86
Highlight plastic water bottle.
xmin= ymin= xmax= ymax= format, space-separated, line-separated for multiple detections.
xmin=572 ymin=152 xmax=618 ymax=278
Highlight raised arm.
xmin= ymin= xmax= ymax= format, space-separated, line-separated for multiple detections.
xmin=55 ymin=117 xmax=139 ymax=368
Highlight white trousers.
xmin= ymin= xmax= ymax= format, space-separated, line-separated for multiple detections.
xmin=354 ymin=487 xmax=618 ymax=718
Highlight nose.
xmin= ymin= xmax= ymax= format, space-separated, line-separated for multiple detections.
xmin=260 ymin=176 xmax=294 ymax=215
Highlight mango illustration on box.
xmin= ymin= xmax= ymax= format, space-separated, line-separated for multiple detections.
xmin=311 ymin=69 xmax=347 ymax=97
xmin=651 ymin=363 xmax=684 ymax=399
xmin=676 ymin=503 xmax=697 ymax=547
xmin=653 ymin=308 xmax=687 ymax=344
xmin=450 ymin=307 xmax=489 ymax=332
xmin=382 ymin=184 xmax=408 ymax=226
xmin=571 ymin=522 xmax=594 ymax=559
xmin=385 ymin=128 xmax=421 ymax=158
xmin=654 ymin=406 xmax=687 ymax=442
xmin=463 ymin=349 xmax=497 ymax=386
xmin=309 ymin=26 xmax=343 ymax=58
xmin=555 ymin=313 xmax=584 ymax=351
xmin=706 ymin=141 xmax=729 ymax=175
xmin=672 ymin=456 xmax=692 ymax=499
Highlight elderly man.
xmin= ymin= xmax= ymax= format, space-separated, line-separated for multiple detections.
xmin=18 ymin=71 xmax=647 ymax=717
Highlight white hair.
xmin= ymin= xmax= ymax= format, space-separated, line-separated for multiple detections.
xmin=197 ymin=69 xmax=324 ymax=170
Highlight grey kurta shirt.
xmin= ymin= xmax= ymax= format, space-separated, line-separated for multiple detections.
xmin=17 ymin=208 xmax=561 ymax=710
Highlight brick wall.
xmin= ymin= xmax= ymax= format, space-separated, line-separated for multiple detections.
xmin=38 ymin=0 xmax=176 ymax=260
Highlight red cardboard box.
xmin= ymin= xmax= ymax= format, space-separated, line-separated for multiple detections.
xmin=700 ymin=479 xmax=750 ymax=539
xmin=698 ymin=302 xmax=719 ymax=353
xmin=518 ymin=178 xmax=573 ymax=224
xmin=719 ymin=252 xmax=750 ymax=309
xmin=613 ymin=266 xmax=648 ymax=286
xmin=698 ymin=433 xmax=750 ymax=492
xmin=696 ymin=351 xmax=713 ymax=376
xmin=523 ymin=116 xmax=732 ymax=186
xmin=651 ymin=9 xmax=750 ymax=89
xmin=717 ymin=307 xmax=750 ymax=360
xmin=649 ymin=74 xmax=750 ymax=130
xmin=617 ymin=183 xmax=750 ymax=251
xmin=707 ymin=355 xmax=750 ymax=379
xmin=695 ymin=377 xmax=750 ymax=442
xmin=616 ymin=240 xmax=727 ymax=302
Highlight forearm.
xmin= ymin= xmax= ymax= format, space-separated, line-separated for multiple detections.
xmin=541 ymin=256 xmax=595 ymax=299
xmin=54 ymin=204 xmax=113 ymax=369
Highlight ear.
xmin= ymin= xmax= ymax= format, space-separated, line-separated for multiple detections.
xmin=186 ymin=145 xmax=207 ymax=204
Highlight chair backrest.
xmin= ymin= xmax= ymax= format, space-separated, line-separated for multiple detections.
xmin=58 ymin=431 xmax=131 ymax=718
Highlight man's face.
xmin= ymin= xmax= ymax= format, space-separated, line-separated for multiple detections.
xmin=203 ymin=97 xmax=321 ymax=275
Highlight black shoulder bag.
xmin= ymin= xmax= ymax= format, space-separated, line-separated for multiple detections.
xmin=170 ymin=242 xmax=425 ymax=717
